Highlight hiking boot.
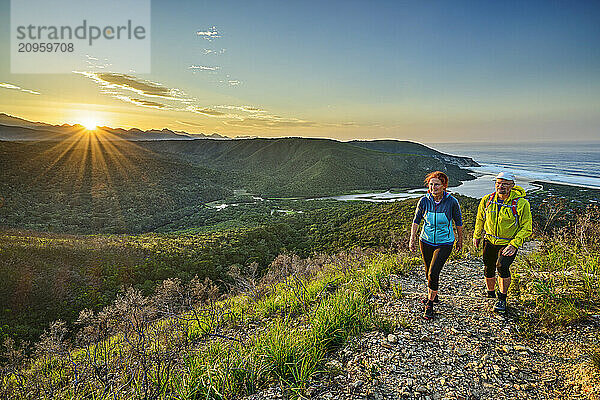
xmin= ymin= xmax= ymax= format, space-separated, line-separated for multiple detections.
xmin=421 ymin=295 xmax=440 ymax=306
xmin=494 ymin=299 xmax=507 ymax=313
xmin=485 ymin=290 xmax=496 ymax=298
xmin=423 ymin=304 xmax=434 ymax=320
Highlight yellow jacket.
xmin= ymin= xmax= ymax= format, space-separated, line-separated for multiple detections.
xmin=474 ymin=185 xmax=532 ymax=249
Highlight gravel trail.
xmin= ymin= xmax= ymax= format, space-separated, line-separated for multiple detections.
xmin=249 ymin=247 xmax=600 ymax=400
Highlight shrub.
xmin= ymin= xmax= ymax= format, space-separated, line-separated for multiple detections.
xmin=511 ymin=206 xmax=600 ymax=327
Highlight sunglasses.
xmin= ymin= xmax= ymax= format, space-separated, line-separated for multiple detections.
xmin=495 ymin=182 xmax=513 ymax=187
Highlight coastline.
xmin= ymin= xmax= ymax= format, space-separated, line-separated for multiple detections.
xmin=429 ymin=142 xmax=600 ymax=190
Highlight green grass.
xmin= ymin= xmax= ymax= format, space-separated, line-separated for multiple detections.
xmin=177 ymin=288 xmax=374 ymax=399
xmin=165 ymin=255 xmax=399 ymax=399
xmin=511 ymin=231 xmax=600 ymax=327
xmin=2 ymin=252 xmax=410 ymax=399
xmin=591 ymin=348 xmax=600 ymax=372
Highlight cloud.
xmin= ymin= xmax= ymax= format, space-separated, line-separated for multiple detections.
xmin=224 ymin=115 xmax=318 ymax=128
xmin=189 ymin=105 xmax=324 ymax=129
xmin=175 ymin=120 xmax=205 ymax=128
xmin=115 ymin=95 xmax=171 ymax=109
xmin=189 ymin=65 xmax=220 ymax=71
xmin=84 ymin=54 xmax=113 ymax=70
xmin=0 ymin=82 xmax=41 ymax=95
xmin=215 ymin=105 xmax=265 ymax=113
xmin=74 ymin=71 xmax=186 ymax=101
xmin=188 ymin=107 xmax=229 ymax=117
xmin=196 ymin=26 xmax=221 ymax=40
xmin=73 ymin=71 xmax=345 ymax=131
xmin=203 ymin=48 xmax=226 ymax=55
xmin=217 ymin=78 xmax=242 ymax=87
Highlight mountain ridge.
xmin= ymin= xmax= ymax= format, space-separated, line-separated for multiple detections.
xmin=0 ymin=113 xmax=226 ymax=141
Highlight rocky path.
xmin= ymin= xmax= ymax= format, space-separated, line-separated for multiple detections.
xmin=249 ymin=250 xmax=600 ymax=400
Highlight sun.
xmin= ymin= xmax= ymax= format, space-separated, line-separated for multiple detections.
xmin=78 ymin=117 xmax=102 ymax=131
xmin=83 ymin=122 xmax=97 ymax=130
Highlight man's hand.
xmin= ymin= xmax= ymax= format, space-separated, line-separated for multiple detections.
xmin=502 ymin=244 xmax=517 ymax=257
xmin=473 ymin=237 xmax=481 ymax=249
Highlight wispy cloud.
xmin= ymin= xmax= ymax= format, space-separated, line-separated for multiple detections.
xmin=188 ymin=107 xmax=229 ymax=117
xmin=74 ymin=71 xmax=187 ymax=101
xmin=175 ymin=120 xmax=205 ymax=128
xmin=196 ymin=26 xmax=221 ymax=40
xmin=84 ymin=54 xmax=112 ymax=70
xmin=216 ymin=78 xmax=242 ymax=87
xmin=0 ymin=82 xmax=41 ymax=95
xmin=74 ymin=71 xmax=338 ymax=130
xmin=115 ymin=95 xmax=171 ymax=109
xmin=224 ymin=115 xmax=318 ymax=128
xmin=202 ymin=48 xmax=226 ymax=55
xmin=189 ymin=65 xmax=221 ymax=71
xmin=215 ymin=105 xmax=265 ymax=113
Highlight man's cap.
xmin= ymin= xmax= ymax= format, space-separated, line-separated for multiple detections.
xmin=494 ymin=172 xmax=515 ymax=182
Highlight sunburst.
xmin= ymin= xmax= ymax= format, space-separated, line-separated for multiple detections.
xmin=80 ymin=118 xmax=100 ymax=130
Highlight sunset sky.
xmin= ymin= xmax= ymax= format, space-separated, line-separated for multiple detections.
xmin=0 ymin=0 xmax=599 ymax=142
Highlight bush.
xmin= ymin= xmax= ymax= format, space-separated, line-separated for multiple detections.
xmin=511 ymin=206 xmax=600 ymax=327
xmin=591 ymin=348 xmax=600 ymax=372
xmin=1 ymin=250 xmax=406 ymax=399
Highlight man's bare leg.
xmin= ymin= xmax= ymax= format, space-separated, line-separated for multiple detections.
xmin=498 ymin=277 xmax=511 ymax=294
xmin=486 ymin=277 xmax=496 ymax=292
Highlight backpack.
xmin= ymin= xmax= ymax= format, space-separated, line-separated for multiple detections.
xmin=484 ymin=192 xmax=524 ymax=227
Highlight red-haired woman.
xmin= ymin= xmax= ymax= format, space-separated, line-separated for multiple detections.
xmin=409 ymin=171 xmax=463 ymax=320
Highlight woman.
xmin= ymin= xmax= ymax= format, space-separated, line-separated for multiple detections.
xmin=409 ymin=171 xmax=463 ymax=320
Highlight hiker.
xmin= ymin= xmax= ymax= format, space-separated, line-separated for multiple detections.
xmin=410 ymin=171 xmax=463 ymax=320
xmin=473 ymin=172 xmax=532 ymax=313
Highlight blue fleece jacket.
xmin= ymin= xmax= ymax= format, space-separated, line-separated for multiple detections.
xmin=413 ymin=192 xmax=463 ymax=246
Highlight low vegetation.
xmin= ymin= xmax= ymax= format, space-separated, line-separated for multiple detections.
xmin=511 ymin=206 xmax=600 ymax=327
xmin=0 ymin=251 xmax=416 ymax=399
xmin=0 ymin=196 xmax=480 ymax=346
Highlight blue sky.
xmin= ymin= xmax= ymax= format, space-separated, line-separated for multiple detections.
xmin=0 ymin=0 xmax=598 ymax=142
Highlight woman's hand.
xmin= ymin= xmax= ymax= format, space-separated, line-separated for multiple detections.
xmin=409 ymin=237 xmax=417 ymax=252
xmin=455 ymin=239 xmax=463 ymax=252
xmin=409 ymin=222 xmax=420 ymax=253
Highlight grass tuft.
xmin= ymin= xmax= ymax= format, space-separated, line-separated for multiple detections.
xmin=591 ymin=348 xmax=600 ymax=372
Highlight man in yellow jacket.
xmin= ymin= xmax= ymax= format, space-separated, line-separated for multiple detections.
xmin=473 ymin=172 xmax=532 ymax=313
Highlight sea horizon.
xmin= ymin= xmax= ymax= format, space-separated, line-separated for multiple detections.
xmin=430 ymin=141 xmax=600 ymax=190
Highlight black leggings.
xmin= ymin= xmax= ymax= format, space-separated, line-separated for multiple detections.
xmin=419 ymin=240 xmax=453 ymax=291
xmin=483 ymin=239 xmax=517 ymax=279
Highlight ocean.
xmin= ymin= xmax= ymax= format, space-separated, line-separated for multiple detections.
xmin=325 ymin=142 xmax=600 ymax=202
xmin=430 ymin=142 xmax=600 ymax=195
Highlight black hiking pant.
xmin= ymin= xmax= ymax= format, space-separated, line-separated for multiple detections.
xmin=419 ymin=240 xmax=453 ymax=291
xmin=482 ymin=239 xmax=517 ymax=279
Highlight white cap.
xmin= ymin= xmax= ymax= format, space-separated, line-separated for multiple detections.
xmin=495 ymin=172 xmax=515 ymax=182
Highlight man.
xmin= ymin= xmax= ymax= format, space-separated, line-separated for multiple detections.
xmin=473 ymin=172 xmax=532 ymax=313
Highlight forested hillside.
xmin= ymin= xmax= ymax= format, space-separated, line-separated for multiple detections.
xmin=141 ymin=137 xmax=476 ymax=197
xmin=0 ymin=140 xmax=232 ymax=233
xmin=0 ymin=137 xmax=475 ymax=233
